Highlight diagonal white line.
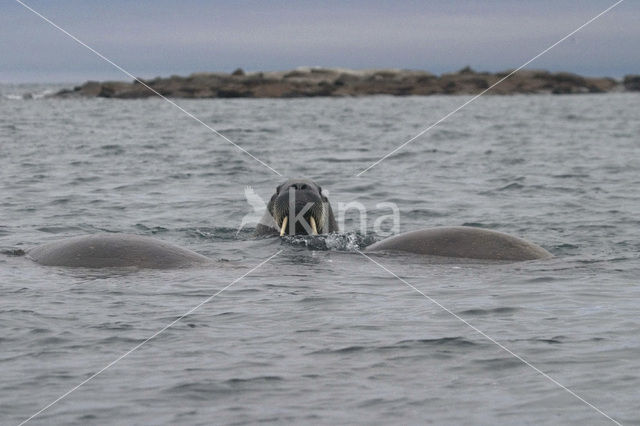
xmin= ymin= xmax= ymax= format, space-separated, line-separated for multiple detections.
xmin=18 ymin=250 xmax=282 ymax=426
xmin=14 ymin=0 xmax=282 ymax=177
xmin=356 ymin=0 xmax=625 ymax=176
xmin=356 ymin=249 xmax=621 ymax=425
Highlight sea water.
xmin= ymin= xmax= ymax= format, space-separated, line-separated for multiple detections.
xmin=1 ymin=86 xmax=639 ymax=424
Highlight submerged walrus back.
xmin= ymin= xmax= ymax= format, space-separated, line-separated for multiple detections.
xmin=365 ymin=227 xmax=552 ymax=261
xmin=27 ymin=234 xmax=211 ymax=268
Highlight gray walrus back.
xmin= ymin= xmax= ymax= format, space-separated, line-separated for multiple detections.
xmin=27 ymin=234 xmax=211 ymax=268
xmin=365 ymin=226 xmax=552 ymax=261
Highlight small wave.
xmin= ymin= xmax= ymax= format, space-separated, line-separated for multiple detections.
xmin=34 ymin=89 xmax=58 ymax=99
xmin=135 ymin=224 xmax=169 ymax=234
xmin=165 ymin=381 xmax=229 ymax=398
xmin=34 ymin=336 xmax=68 ymax=345
xmin=476 ymin=357 xmax=525 ymax=370
xmin=404 ymin=208 xmax=448 ymax=218
xmin=458 ymin=307 xmax=519 ymax=316
xmin=563 ymin=113 xmax=582 ymax=120
xmin=315 ymin=156 xmax=361 ymax=163
xmin=186 ymin=226 xmax=244 ymax=241
xmin=552 ymin=173 xmax=590 ymax=179
xmin=555 ymin=243 xmax=579 ymax=249
xmin=3 ymin=89 xmax=57 ymax=100
xmin=389 ymin=337 xmax=477 ymax=349
xmin=78 ymin=414 xmax=98 ymax=421
xmin=357 ymin=397 xmax=406 ymax=408
xmin=225 ymin=376 xmax=284 ymax=384
xmin=97 ymin=144 xmax=125 ymax=156
xmin=310 ymin=345 xmax=367 ymax=355
xmin=497 ymin=182 xmax=525 ymax=191
xmin=460 ymin=222 xmax=502 ymax=229
xmin=89 ymin=322 xmax=134 ymax=331
xmin=218 ymin=127 xmax=278 ymax=134
xmin=523 ymin=276 xmax=559 ymax=283
xmin=1 ymin=248 xmax=26 ymax=257
xmin=534 ymin=337 xmax=565 ymax=344
xmin=500 ymin=158 xmax=526 ymax=165
xmin=35 ymin=226 xmax=86 ymax=233
xmin=98 ymin=335 xmax=147 ymax=345
xmin=1 ymin=123 xmax=18 ymax=132
xmin=165 ymin=376 xmax=285 ymax=400
xmin=311 ymin=337 xmax=477 ymax=356
xmin=297 ymin=296 xmax=339 ymax=303
xmin=51 ymin=198 xmax=71 ymax=205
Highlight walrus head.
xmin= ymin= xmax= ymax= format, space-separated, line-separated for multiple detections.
xmin=260 ymin=178 xmax=338 ymax=236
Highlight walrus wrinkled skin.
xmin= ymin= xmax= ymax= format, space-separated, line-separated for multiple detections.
xmin=365 ymin=227 xmax=552 ymax=261
xmin=27 ymin=234 xmax=211 ymax=269
xmin=255 ymin=178 xmax=338 ymax=236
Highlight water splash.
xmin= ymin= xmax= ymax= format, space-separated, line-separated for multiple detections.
xmin=280 ymin=231 xmax=377 ymax=251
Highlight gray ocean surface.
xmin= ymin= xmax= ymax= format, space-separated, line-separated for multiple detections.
xmin=1 ymin=84 xmax=639 ymax=425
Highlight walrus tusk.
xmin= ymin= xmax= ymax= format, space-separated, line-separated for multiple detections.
xmin=280 ymin=216 xmax=288 ymax=236
xmin=310 ymin=217 xmax=318 ymax=235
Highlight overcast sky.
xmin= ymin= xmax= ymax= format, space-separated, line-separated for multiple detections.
xmin=1 ymin=0 xmax=638 ymax=83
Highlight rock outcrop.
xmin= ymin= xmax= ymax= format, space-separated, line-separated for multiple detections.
xmin=54 ymin=67 xmax=627 ymax=99
xmin=623 ymin=74 xmax=640 ymax=91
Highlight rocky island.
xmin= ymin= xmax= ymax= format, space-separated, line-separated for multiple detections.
xmin=55 ymin=67 xmax=639 ymax=99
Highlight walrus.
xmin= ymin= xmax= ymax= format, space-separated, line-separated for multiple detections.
xmin=27 ymin=234 xmax=211 ymax=269
xmin=255 ymin=178 xmax=338 ymax=236
xmin=365 ymin=226 xmax=552 ymax=261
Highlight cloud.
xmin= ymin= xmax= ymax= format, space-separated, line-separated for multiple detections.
xmin=1 ymin=0 xmax=638 ymax=82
